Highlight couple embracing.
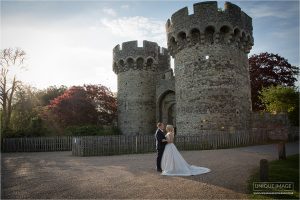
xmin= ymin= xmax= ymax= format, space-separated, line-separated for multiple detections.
xmin=155 ymin=122 xmax=211 ymax=176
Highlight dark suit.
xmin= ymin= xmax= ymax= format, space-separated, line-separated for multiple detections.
xmin=155 ymin=128 xmax=167 ymax=171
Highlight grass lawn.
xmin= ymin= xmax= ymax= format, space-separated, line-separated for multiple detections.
xmin=247 ymin=154 xmax=299 ymax=199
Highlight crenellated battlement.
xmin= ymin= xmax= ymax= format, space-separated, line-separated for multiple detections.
xmin=167 ymin=1 xmax=252 ymax=29
xmin=113 ymin=40 xmax=169 ymax=56
xmin=113 ymin=40 xmax=170 ymax=74
xmin=166 ymin=1 xmax=253 ymax=56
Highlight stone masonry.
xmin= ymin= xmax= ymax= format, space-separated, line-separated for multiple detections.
xmin=166 ymin=1 xmax=254 ymax=135
xmin=113 ymin=1 xmax=254 ymax=135
xmin=113 ymin=41 xmax=172 ymax=135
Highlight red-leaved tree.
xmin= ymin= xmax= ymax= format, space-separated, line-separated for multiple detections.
xmin=46 ymin=84 xmax=116 ymax=127
xmin=84 ymin=84 xmax=117 ymax=125
xmin=47 ymin=86 xmax=98 ymax=126
xmin=249 ymin=52 xmax=299 ymax=111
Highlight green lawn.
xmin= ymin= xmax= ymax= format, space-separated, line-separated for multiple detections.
xmin=247 ymin=154 xmax=299 ymax=199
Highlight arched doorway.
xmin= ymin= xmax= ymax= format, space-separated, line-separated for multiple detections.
xmin=158 ymin=90 xmax=176 ymax=126
xmin=167 ymin=103 xmax=176 ymax=125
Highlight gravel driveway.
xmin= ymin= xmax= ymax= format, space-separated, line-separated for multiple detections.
xmin=1 ymin=142 xmax=299 ymax=199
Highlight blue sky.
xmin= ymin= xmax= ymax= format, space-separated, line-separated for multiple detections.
xmin=1 ymin=0 xmax=299 ymax=92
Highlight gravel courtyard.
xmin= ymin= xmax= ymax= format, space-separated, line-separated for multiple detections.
xmin=1 ymin=142 xmax=299 ymax=199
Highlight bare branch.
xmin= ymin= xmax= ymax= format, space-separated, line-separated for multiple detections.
xmin=0 ymin=47 xmax=27 ymax=130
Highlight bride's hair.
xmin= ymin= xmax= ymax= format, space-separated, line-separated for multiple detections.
xmin=166 ymin=125 xmax=174 ymax=133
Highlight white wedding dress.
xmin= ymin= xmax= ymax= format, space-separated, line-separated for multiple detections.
xmin=161 ymin=132 xmax=211 ymax=176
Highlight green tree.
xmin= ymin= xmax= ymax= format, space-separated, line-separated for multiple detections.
xmin=10 ymin=85 xmax=48 ymax=137
xmin=36 ymin=85 xmax=67 ymax=106
xmin=259 ymin=85 xmax=299 ymax=126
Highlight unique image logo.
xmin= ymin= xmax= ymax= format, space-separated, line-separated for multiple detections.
xmin=253 ymin=182 xmax=294 ymax=195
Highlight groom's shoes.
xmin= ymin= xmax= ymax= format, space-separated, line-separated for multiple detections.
xmin=157 ymin=169 xmax=162 ymax=172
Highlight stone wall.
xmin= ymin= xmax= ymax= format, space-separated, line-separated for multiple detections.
xmin=251 ymin=112 xmax=298 ymax=141
xmin=251 ymin=112 xmax=289 ymax=128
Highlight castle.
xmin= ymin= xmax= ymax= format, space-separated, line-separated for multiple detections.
xmin=113 ymin=1 xmax=254 ymax=136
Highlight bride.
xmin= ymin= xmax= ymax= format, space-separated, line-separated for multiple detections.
xmin=161 ymin=125 xmax=211 ymax=176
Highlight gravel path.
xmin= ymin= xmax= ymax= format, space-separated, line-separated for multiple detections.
xmin=1 ymin=142 xmax=299 ymax=199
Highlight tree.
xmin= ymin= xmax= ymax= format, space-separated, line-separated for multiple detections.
xmin=36 ymin=85 xmax=67 ymax=106
xmin=46 ymin=84 xmax=117 ymax=128
xmin=46 ymin=86 xmax=98 ymax=127
xmin=259 ymin=85 xmax=299 ymax=126
xmin=11 ymin=85 xmax=37 ymax=131
xmin=10 ymin=85 xmax=45 ymax=137
xmin=249 ymin=52 xmax=299 ymax=111
xmin=0 ymin=48 xmax=26 ymax=133
xmin=84 ymin=84 xmax=117 ymax=125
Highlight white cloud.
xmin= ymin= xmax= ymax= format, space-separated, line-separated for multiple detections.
xmin=121 ymin=5 xmax=130 ymax=9
xmin=271 ymin=27 xmax=299 ymax=39
xmin=247 ymin=4 xmax=298 ymax=19
xmin=101 ymin=16 xmax=166 ymax=47
xmin=102 ymin=8 xmax=117 ymax=17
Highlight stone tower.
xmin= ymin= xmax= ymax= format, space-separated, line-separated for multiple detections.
xmin=166 ymin=1 xmax=254 ymax=134
xmin=113 ymin=40 xmax=170 ymax=135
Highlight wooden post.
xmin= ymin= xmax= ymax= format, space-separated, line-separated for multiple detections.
xmin=278 ymin=142 xmax=286 ymax=160
xmin=135 ymin=136 xmax=138 ymax=153
xmin=260 ymin=159 xmax=269 ymax=181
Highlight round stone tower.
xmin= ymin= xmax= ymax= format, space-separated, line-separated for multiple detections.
xmin=113 ymin=40 xmax=170 ymax=135
xmin=166 ymin=1 xmax=254 ymax=134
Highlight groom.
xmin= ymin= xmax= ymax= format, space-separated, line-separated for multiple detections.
xmin=155 ymin=122 xmax=168 ymax=172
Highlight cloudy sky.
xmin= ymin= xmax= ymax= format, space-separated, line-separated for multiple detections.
xmin=1 ymin=0 xmax=299 ymax=92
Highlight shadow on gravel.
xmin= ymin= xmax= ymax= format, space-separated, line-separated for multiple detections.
xmin=3 ymin=142 xmax=298 ymax=199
